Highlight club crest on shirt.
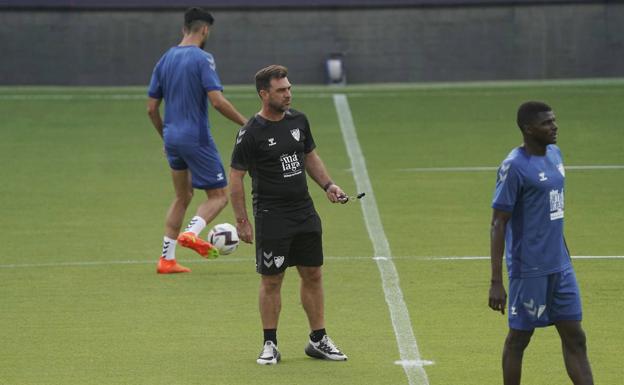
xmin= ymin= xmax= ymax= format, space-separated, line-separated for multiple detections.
xmin=290 ymin=128 xmax=300 ymax=142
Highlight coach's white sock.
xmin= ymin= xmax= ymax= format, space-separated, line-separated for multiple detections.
xmin=184 ymin=216 xmax=207 ymax=235
xmin=162 ymin=236 xmax=177 ymax=261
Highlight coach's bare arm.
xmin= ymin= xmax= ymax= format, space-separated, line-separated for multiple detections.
xmin=304 ymin=150 xmax=345 ymax=204
xmin=208 ymin=91 xmax=247 ymax=126
xmin=229 ymin=168 xmax=253 ymax=244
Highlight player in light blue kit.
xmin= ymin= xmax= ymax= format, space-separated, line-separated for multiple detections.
xmin=147 ymin=8 xmax=247 ymax=274
xmin=489 ymin=102 xmax=594 ymax=385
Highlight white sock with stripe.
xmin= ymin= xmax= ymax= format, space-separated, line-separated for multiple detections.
xmin=162 ymin=236 xmax=177 ymax=261
xmin=184 ymin=216 xmax=207 ymax=235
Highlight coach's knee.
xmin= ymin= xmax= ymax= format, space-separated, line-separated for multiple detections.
xmin=299 ymin=266 xmax=323 ymax=285
xmin=504 ymin=330 xmax=533 ymax=354
xmin=261 ymin=274 xmax=284 ymax=294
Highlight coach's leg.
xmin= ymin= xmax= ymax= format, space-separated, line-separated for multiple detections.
xmin=502 ymin=328 xmax=533 ymax=385
xmin=556 ymin=321 xmax=594 ymax=385
xmin=297 ymin=266 xmax=324 ymax=330
xmin=165 ymin=169 xmax=193 ymax=238
xmin=259 ymin=272 xmax=285 ymax=329
xmin=196 ymin=187 xmax=228 ymax=224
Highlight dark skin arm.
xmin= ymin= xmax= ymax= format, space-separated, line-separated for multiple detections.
xmin=489 ymin=208 xmax=511 ymax=314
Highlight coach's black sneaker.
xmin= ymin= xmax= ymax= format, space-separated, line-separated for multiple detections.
xmin=257 ymin=341 xmax=281 ymax=365
xmin=305 ymin=335 xmax=348 ymax=361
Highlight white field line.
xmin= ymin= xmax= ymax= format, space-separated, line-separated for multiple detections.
xmin=2 ymin=77 xmax=624 ymax=94
xmin=3 ymin=77 xmax=624 ymax=101
xmin=398 ymin=165 xmax=624 ymax=172
xmin=334 ymin=93 xmax=430 ymax=384
xmin=0 ymin=255 xmax=621 ymax=269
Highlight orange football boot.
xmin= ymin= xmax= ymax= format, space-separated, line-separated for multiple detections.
xmin=176 ymin=232 xmax=219 ymax=259
xmin=157 ymin=257 xmax=191 ymax=274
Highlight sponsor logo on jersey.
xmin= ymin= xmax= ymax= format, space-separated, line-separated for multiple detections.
xmin=280 ymin=152 xmax=302 ymax=178
xmin=539 ymin=172 xmax=548 ymax=182
xmin=549 ymin=189 xmax=564 ymax=220
xmin=268 ymin=138 xmax=276 ymax=147
xmin=290 ymin=128 xmax=300 ymax=142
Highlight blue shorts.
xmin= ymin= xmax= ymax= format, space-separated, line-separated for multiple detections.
xmin=165 ymin=143 xmax=227 ymax=190
xmin=508 ymin=266 xmax=582 ymax=331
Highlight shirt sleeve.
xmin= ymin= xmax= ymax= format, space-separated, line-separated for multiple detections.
xmin=147 ymin=59 xmax=163 ymax=99
xmin=303 ymin=116 xmax=316 ymax=154
xmin=492 ymin=160 xmax=522 ymax=212
xmin=231 ymin=127 xmax=253 ymax=171
xmin=199 ymin=53 xmax=224 ymax=92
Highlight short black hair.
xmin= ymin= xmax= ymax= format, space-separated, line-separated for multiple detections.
xmin=255 ymin=65 xmax=289 ymax=94
xmin=516 ymin=101 xmax=552 ymax=130
xmin=184 ymin=7 xmax=214 ymax=32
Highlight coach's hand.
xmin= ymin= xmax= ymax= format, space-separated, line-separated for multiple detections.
xmin=488 ymin=281 xmax=507 ymax=315
xmin=326 ymin=184 xmax=347 ymax=204
xmin=236 ymin=219 xmax=254 ymax=244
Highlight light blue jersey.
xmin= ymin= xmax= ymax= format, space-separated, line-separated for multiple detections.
xmin=492 ymin=145 xmax=571 ymax=278
xmin=148 ymin=46 xmax=223 ymax=146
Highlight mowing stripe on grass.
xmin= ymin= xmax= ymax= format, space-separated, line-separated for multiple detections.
xmin=333 ymin=93 xmax=430 ymax=385
xmin=398 ymin=165 xmax=624 ymax=172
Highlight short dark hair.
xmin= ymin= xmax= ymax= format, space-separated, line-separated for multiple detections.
xmin=184 ymin=7 xmax=214 ymax=33
xmin=516 ymin=101 xmax=552 ymax=130
xmin=255 ymin=65 xmax=289 ymax=94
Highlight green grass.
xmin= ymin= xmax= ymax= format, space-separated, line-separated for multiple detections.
xmin=1 ymin=81 xmax=623 ymax=385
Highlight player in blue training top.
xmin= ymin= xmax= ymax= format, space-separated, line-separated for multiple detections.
xmin=147 ymin=7 xmax=247 ymax=274
xmin=488 ymin=101 xmax=594 ymax=385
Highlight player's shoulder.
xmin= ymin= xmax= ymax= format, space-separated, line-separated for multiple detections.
xmin=284 ymin=109 xmax=307 ymax=120
xmin=500 ymin=146 xmax=530 ymax=172
xmin=187 ymin=47 xmax=215 ymax=63
xmin=237 ymin=115 xmax=265 ymax=137
xmin=547 ymin=144 xmax=562 ymax=156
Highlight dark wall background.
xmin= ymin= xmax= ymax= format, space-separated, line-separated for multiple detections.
xmin=1 ymin=2 xmax=623 ymax=85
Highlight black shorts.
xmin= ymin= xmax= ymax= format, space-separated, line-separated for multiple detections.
xmin=255 ymin=211 xmax=323 ymax=275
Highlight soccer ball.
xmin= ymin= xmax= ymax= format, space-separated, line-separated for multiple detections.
xmin=207 ymin=223 xmax=239 ymax=255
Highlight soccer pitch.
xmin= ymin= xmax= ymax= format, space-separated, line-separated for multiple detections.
xmin=1 ymin=81 xmax=623 ymax=385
